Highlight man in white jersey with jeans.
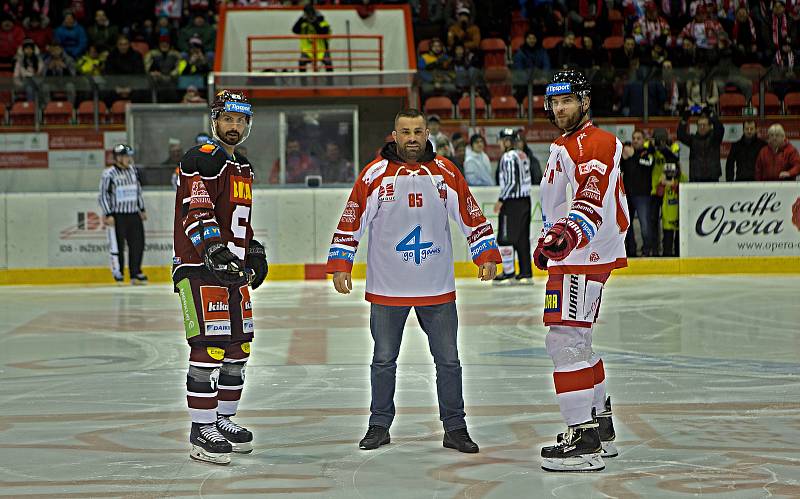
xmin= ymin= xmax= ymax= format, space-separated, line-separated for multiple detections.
xmin=327 ymin=109 xmax=501 ymax=454
xmin=534 ymin=69 xmax=630 ymax=472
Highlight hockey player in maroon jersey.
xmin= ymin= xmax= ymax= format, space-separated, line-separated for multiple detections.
xmin=536 ymin=70 xmax=630 ymax=472
xmin=172 ymin=90 xmax=268 ymax=465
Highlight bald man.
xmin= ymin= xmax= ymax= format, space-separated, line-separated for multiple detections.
xmin=755 ymin=124 xmax=800 ymax=181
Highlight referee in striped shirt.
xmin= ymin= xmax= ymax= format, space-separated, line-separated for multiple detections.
xmin=98 ymin=144 xmax=148 ymax=285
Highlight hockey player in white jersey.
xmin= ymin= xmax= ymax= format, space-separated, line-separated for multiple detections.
xmin=493 ymin=128 xmax=533 ymax=285
xmin=327 ymin=109 xmax=501 ymax=454
xmin=534 ymin=69 xmax=630 ymax=472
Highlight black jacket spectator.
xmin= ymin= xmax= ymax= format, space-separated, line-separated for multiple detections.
xmin=726 ymin=134 xmax=767 ymax=181
xmin=105 ymin=37 xmax=145 ymax=74
xmin=622 ymin=147 xmax=655 ymax=196
xmin=677 ymin=110 xmax=724 ymax=182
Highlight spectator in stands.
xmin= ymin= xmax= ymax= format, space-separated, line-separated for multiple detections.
xmin=622 ymin=130 xmax=656 ymax=256
xmin=731 ymin=6 xmax=761 ymax=65
xmin=43 ymin=41 xmax=76 ymax=76
xmin=23 ymin=13 xmax=52 ymax=51
xmin=181 ymin=37 xmax=210 ymax=76
xmin=13 ymin=39 xmax=43 ymax=101
xmin=88 ymin=9 xmax=118 ymax=55
xmin=451 ymin=43 xmax=480 ymax=96
xmin=552 ymin=31 xmax=583 ymax=69
xmin=632 ymin=1 xmax=672 ymax=47
xmin=611 ymin=36 xmax=642 ymax=69
xmin=726 ymin=120 xmax=766 ymax=181
xmin=656 ymin=60 xmax=680 ymax=115
xmin=678 ymin=5 xmax=723 ymax=63
xmin=756 ymin=124 xmax=800 ymax=180
xmin=452 ymin=140 xmax=467 ymax=174
xmin=162 ymin=137 xmax=183 ymax=168
xmin=270 ymin=137 xmax=320 ymax=184
xmin=181 ymin=84 xmax=205 ymax=103
xmin=105 ymin=35 xmax=145 ymax=75
xmin=672 ymin=36 xmax=699 ymax=68
xmin=684 ymin=68 xmax=719 ymax=111
xmin=763 ymin=0 xmax=795 ymax=68
xmin=447 ymin=7 xmax=480 ymax=51
xmin=577 ymin=35 xmax=603 ymax=68
xmin=566 ymin=0 xmax=609 ymax=40
xmin=0 ymin=14 xmax=24 ymax=66
xmin=419 ymin=37 xmax=452 ymax=74
xmin=178 ymin=13 xmax=215 ymax=57
xmin=54 ymin=11 xmax=87 ymax=60
xmin=151 ymin=15 xmax=178 ymax=50
xmin=77 ymin=43 xmax=104 ymax=75
xmin=293 ymin=4 xmax=333 ymax=72
xmin=513 ymin=31 xmax=551 ymax=72
xmin=678 ymin=107 xmax=724 ymax=182
xmin=1 ymin=0 xmax=25 ymax=22
xmin=464 ymin=134 xmax=494 ymax=185
xmin=319 ymin=140 xmax=354 ymax=184
xmin=146 ymin=35 xmax=183 ymax=79
xmin=427 ymin=114 xmax=452 ymax=153
xmin=444 ymin=0 xmax=475 ymax=26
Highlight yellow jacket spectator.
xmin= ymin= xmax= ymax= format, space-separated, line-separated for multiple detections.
xmin=292 ymin=4 xmax=332 ymax=71
xmin=77 ymin=44 xmax=105 ymax=75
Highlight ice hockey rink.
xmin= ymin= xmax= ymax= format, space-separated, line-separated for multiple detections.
xmin=1 ymin=274 xmax=798 ymax=498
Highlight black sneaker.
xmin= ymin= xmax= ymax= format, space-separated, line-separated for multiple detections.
xmin=492 ymin=272 xmax=516 ymax=285
xmin=217 ymin=415 xmax=253 ymax=454
xmin=131 ymin=273 xmax=148 ymax=285
xmin=113 ymin=275 xmax=124 ymax=284
xmin=359 ymin=425 xmax=390 ymax=450
xmin=541 ymin=421 xmax=604 ymax=472
xmin=189 ymin=422 xmax=232 ymax=465
xmin=596 ymin=396 xmax=618 ymax=458
xmin=443 ymin=428 xmax=479 ymax=453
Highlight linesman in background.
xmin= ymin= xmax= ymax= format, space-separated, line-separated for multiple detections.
xmin=493 ymin=128 xmax=533 ymax=285
xmin=98 ymin=144 xmax=148 ymax=285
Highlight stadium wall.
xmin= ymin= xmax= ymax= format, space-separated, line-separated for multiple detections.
xmin=1 ymin=184 xmax=799 ymax=285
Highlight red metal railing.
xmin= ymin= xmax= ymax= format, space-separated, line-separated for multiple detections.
xmin=247 ymin=35 xmax=384 ymax=72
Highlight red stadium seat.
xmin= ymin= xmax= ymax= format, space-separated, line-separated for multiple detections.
xmin=719 ymin=93 xmax=746 ymax=116
xmin=76 ymin=100 xmax=108 ymax=124
xmin=485 ymin=66 xmax=511 ymax=98
xmin=109 ymin=100 xmax=130 ymax=124
xmin=423 ymin=96 xmax=454 ymax=119
xmin=457 ymin=95 xmax=487 ymax=119
xmin=9 ymin=101 xmax=36 ymax=125
xmin=511 ymin=36 xmax=525 ymax=54
xmin=603 ymin=36 xmax=624 ymax=50
xmin=480 ymin=38 xmax=507 ymax=68
xmin=751 ymin=92 xmax=782 ymax=115
xmin=491 ymin=95 xmax=519 ymax=118
xmin=608 ymin=9 xmax=624 ymax=36
xmin=43 ymin=101 xmax=74 ymax=124
xmin=511 ymin=10 xmax=528 ymax=39
xmin=784 ymin=92 xmax=800 ymax=114
xmin=542 ymin=36 xmax=563 ymax=50
xmin=131 ymin=41 xmax=150 ymax=57
xmin=522 ymin=95 xmax=544 ymax=117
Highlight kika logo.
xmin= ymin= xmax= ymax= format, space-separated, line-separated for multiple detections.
xmin=378 ymin=183 xmax=396 ymax=202
xmin=208 ymin=301 xmax=229 ymax=312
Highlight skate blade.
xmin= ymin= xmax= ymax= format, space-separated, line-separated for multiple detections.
xmin=231 ymin=441 xmax=253 ymax=454
xmin=601 ymin=441 xmax=618 ymax=458
xmin=541 ymin=453 xmax=604 ymax=472
xmin=190 ymin=446 xmax=231 ymax=465
xmin=492 ymin=280 xmax=515 ymax=286
xmin=515 ymin=278 xmax=534 ymax=285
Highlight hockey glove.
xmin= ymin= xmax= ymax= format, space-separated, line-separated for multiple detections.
xmin=533 ymin=237 xmax=549 ymax=271
xmin=246 ymin=239 xmax=268 ymax=290
xmin=541 ymin=218 xmax=583 ymax=262
xmin=204 ymin=242 xmax=247 ymax=286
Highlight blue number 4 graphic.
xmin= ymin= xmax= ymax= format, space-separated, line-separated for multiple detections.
xmin=396 ymin=225 xmax=433 ymax=265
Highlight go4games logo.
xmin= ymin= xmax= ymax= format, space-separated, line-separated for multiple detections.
xmin=396 ymin=225 xmax=441 ymax=265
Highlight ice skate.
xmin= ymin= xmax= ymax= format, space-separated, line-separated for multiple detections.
xmin=492 ymin=272 xmax=516 ymax=285
xmin=596 ymin=396 xmax=618 ymax=458
xmin=514 ymin=274 xmax=534 ymax=285
xmin=189 ymin=422 xmax=232 ymax=465
xmin=541 ymin=421 xmax=604 ymax=472
xmin=217 ymin=415 xmax=253 ymax=453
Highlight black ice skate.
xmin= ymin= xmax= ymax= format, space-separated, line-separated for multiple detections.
xmin=190 ymin=422 xmax=232 ymax=465
xmin=217 ymin=414 xmax=253 ymax=453
xmin=596 ymin=396 xmax=618 ymax=458
xmin=492 ymin=272 xmax=516 ymax=285
xmin=541 ymin=421 xmax=604 ymax=472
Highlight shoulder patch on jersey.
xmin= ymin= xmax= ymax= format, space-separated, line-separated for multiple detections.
xmin=182 ymin=145 xmax=227 ymax=177
xmin=361 ymin=159 xmax=388 ymax=186
xmin=200 ymin=144 xmax=216 ymax=154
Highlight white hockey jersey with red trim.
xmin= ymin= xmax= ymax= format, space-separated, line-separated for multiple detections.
xmin=540 ymin=121 xmax=630 ymax=274
xmin=327 ymin=145 xmax=501 ymax=306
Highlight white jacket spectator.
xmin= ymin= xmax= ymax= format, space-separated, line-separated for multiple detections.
xmin=463 ymin=134 xmax=494 ymax=185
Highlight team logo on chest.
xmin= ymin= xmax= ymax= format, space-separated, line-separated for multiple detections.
xmin=230 ymin=176 xmax=252 ymax=205
xmin=580 ymin=176 xmax=601 ymax=201
xmin=378 ymin=182 xmax=396 ymax=202
xmin=396 ymin=225 xmax=440 ymax=265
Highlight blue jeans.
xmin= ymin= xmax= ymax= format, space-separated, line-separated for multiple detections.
xmin=368 ymin=302 xmax=466 ymax=431
xmin=625 ymin=195 xmax=654 ymax=256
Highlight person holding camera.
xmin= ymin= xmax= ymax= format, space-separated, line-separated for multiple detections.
xmin=677 ymin=105 xmax=724 ymax=182
xmin=656 ymin=161 xmax=687 ymax=257
xmin=292 ymin=4 xmax=332 ymax=72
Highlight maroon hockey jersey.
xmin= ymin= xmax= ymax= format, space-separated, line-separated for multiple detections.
xmin=172 ymin=142 xmax=254 ymax=284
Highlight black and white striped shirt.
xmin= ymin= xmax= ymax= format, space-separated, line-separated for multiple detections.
xmin=98 ymin=165 xmax=145 ymax=215
xmin=497 ymin=149 xmax=532 ymax=200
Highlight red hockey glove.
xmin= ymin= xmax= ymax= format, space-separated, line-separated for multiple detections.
xmin=541 ymin=218 xmax=583 ymax=262
xmin=533 ymin=237 xmax=549 ymax=271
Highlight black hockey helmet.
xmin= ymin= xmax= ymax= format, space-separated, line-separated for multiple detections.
xmin=544 ymin=69 xmax=591 ymax=133
xmin=112 ymin=143 xmax=134 ymax=157
xmin=210 ymin=90 xmax=253 ymax=146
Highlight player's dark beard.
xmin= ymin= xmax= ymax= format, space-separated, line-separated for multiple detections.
xmin=221 ymin=130 xmax=240 ymax=146
xmin=399 ymin=141 xmax=420 ymax=162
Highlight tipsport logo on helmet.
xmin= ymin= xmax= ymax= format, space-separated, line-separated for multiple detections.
xmin=224 ymin=101 xmax=252 ymax=116
xmin=546 ymin=83 xmax=572 ymax=96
